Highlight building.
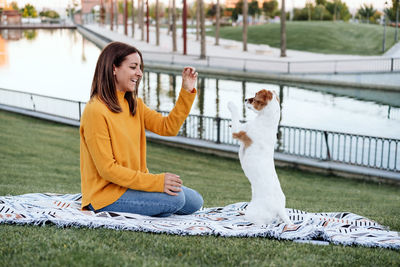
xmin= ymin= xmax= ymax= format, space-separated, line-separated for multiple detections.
xmin=81 ymin=0 xmax=101 ymax=14
xmin=3 ymin=10 xmax=21 ymax=24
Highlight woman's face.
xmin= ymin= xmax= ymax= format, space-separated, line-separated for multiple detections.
xmin=114 ymin=52 xmax=143 ymax=93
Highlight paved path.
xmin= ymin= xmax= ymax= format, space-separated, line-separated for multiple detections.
xmin=83 ymin=23 xmax=400 ymax=88
xmin=87 ymin=23 xmax=381 ymax=61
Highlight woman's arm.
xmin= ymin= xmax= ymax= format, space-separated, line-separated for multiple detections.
xmin=144 ymin=67 xmax=198 ymax=136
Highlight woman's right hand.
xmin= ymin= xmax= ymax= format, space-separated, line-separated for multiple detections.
xmin=164 ymin=173 xmax=182 ymax=196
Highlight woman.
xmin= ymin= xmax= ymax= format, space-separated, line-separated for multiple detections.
xmin=80 ymin=42 xmax=203 ymax=217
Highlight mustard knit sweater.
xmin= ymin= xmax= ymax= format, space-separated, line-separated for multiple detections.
xmin=80 ymin=88 xmax=196 ymax=210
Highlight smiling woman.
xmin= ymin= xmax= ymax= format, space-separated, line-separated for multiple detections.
xmin=80 ymin=41 xmax=204 ymax=217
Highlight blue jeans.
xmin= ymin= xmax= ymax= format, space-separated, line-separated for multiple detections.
xmin=88 ymin=185 xmax=203 ymax=217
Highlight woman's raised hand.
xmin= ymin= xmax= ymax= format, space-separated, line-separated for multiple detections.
xmin=164 ymin=172 xmax=183 ymax=196
xmin=181 ymin=66 xmax=198 ymax=92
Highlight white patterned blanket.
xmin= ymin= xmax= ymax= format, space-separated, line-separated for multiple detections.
xmin=1 ymin=193 xmax=399 ymax=249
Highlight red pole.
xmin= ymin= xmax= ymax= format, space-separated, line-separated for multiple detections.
xmin=124 ymin=0 xmax=128 ymax=35
xmin=146 ymin=0 xmax=149 ymax=43
xmin=183 ymin=0 xmax=187 ymax=55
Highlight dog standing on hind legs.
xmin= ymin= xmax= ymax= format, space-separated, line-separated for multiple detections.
xmin=228 ymin=89 xmax=292 ymax=226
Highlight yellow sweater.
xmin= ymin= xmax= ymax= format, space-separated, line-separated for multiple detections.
xmin=80 ymin=88 xmax=196 ymax=210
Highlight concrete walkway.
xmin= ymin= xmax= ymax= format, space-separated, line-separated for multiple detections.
xmin=80 ymin=23 xmax=400 ymax=89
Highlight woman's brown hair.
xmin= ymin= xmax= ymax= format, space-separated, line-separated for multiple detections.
xmin=90 ymin=42 xmax=144 ymax=116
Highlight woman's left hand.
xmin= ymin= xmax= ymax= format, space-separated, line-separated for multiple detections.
xmin=181 ymin=66 xmax=198 ymax=92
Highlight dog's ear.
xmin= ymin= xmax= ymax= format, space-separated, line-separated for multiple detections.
xmin=258 ymin=89 xmax=273 ymax=103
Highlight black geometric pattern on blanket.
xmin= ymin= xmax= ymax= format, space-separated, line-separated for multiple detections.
xmin=0 ymin=193 xmax=399 ymax=249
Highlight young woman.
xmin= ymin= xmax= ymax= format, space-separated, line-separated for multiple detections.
xmin=80 ymin=42 xmax=203 ymax=217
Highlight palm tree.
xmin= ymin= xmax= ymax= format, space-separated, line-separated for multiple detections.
xmin=140 ymin=0 xmax=145 ymax=41
xmin=280 ymin=0 xmax=286 ymax=57
xmin=124 ymin=0 xmax=128 ymax=35
xmin=110 ymin=0 xmax=114 ymax=30
xmin=357 ymin=4 xmax=376 ymax=24
xmin=243 ymin=0 xmax=248 ymax=51
xmin=156 ymin=0 xmax=160 ymax=45
xmin=215 ymin=0 xmax=220 ymax=45
xmin=196 ymin=0 xmax=200 ymax=41
xmin=131 ymin=0 xmax=135 ymax=37
xmin=172 ymin=0 xmax=177 ymax=51
xmin=200 ymin=0 xmax=206 ymax=58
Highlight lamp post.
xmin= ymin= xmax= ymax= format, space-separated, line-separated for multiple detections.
xmin=383 ymin=1 xmax=388 ymax=53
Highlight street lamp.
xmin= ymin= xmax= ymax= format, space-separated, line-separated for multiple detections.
xmin=383 ymin=1 xmax=388 ymax=53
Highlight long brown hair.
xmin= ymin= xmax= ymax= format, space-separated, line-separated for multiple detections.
xmin=90 ymin=42 xmax=144 ymax=116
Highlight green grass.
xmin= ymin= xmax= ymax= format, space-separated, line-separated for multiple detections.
xmin=0 ymin=109 xmax=399 ymax=266
xmin=207 ymin=21 xmax=397 ymax=55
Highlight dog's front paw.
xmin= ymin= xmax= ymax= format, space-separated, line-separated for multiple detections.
xmin=227 ymin=101 xmax=237 ymax=113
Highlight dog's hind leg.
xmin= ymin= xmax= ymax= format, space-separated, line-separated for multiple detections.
xmin=278 ymin=209 xmax=292 ymax=225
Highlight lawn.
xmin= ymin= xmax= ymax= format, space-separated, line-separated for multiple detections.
xmin=0 ymin=109 xmax=399 ymax=266
xmin=207 ymin=21 xmax=397 ymax=56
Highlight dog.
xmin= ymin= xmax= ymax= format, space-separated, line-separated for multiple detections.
xmin=228 ymin=89 xmax=292 ymax=226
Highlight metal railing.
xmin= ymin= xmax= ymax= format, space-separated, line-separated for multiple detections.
xmin=1 ymin=87 xmax=399 ymax=172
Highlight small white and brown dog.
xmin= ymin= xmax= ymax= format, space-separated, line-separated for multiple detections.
xmin=228 ymin=89 xmax=292 ymax=226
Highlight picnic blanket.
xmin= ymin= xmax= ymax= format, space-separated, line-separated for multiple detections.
xmin=1 ymin=193 xmax=399 ymax=249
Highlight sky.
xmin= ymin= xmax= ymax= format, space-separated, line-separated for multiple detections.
xmin=8 ymin=0 xmax=392 ymax=16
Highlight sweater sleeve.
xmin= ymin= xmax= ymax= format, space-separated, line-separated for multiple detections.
xmin=144 ymin=88 xmax=196 ymax=136
xmin=82 ymin=105 xmax=165 ymax=192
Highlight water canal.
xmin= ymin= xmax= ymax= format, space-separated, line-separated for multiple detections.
xmin=0 ymin=29 xmax=399 ymax=139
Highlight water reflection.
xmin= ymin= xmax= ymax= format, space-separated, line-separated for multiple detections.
xmin=23 ymin=29 xmax=37 ymax=40
xmin=138 ymin=71 xmax=400 ymax=139
xmin=0 ymin=29 xmax=399 ymax=139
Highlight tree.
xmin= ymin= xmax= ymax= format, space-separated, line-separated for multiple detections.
xmin=206 ymin=3 xmax=223 ymax=18
xmin=248 ymin=0 xmax=261 ymax=21
xmin=262 ymin=0 xmax=278 ymax=18
xmin=325 ymin=0 xmax=350 ymax=21
xmin=315 ymin=0 xmax=326 ymax=5
xmin=131 ymin=0 xmax=135 ymax=38
xmin=356 ymin=4 xmax=376 ymax=24
xmin=385 ymin=0 xmax=399 ymax=22
xmin=156 ymin=0 xmax=160 ymax=45
xmin=200 ymin=0 xmax=206 ymax=58
xmin=280 ymin=0 xmax=286 ymax=57
xmin=172 ymin=0 xmax=177 ymax=52
xmin=196 ymin=0 xmax=200 ymax=41
xmin=10 ymin=1 xmax=19 ymax=11
xmin=39 ymin=10 xmax=60 ymax=19
xmin=215 ymin=0 xmax=220 ymax=45
xmin=232 ymin=0 xmax=243 ymax=21
xmin=243 ymin=0 xmax=248 ymax=51
xmin=313 ymin=4 xmax=326 ymax=20
xmin=22 ymin=4 xmax=38 ymax=18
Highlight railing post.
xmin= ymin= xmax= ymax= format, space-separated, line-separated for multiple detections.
xmin=334 ymin=60 xmax=338 ymax=74
xmin=243 ymin=59 xmax=247 ymax=72
xmin=216 ymin=117 xmax=221 ymax=144
xmin=78 ymin=101 xmax=82 ymax=121
xmin=287 ymin=62 xmax=290 ymax=74
xmin=207 ymin=56 xmax=210 ymax=67
xmin=391 ymin=58 xmax=394 ymax=72
xmin=324 ymin=131 xmax=331 ymax=161
xmin=171 ymin=54 xmax=174 ymax=65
